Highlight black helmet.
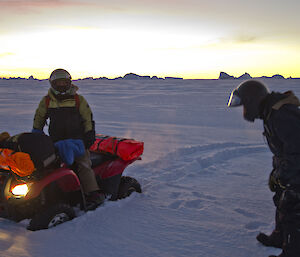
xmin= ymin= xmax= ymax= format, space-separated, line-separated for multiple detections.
xmin=49 ymin=69 xmax=72 ymax=95
xmin=227 ymin=80 xmax=269 ymax=122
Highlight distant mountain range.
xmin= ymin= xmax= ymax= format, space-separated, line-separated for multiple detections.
xmin=218 ymin=71 xmax=292 ymax=80
xmin=1 ymin=72 xmax=299 ymax=81
xmin=0 ymin=73 xmax=184 ymax=81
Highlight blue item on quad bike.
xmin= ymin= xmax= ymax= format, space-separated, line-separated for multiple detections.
xmin=55 ymin=139 xmax=85 ymax=165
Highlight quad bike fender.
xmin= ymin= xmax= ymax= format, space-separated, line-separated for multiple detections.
xmin=93 ymin=157 xmax=139 ymax=179
xmin=25 ymin=167 xmax=81 ymax=200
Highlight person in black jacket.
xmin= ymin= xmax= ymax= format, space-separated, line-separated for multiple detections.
xmin=228 ymin=80 xmax=300 ymax=257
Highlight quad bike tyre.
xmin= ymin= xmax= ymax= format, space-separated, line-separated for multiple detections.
xmin=28 ymin=203 xmax=75 ymax=231
xmin=117 ymin=176 xmax=142 ymax=199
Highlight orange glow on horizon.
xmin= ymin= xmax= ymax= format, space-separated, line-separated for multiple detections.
xmin=0 ymin=2 xmax=300 ymax=80
xmin=1 ymin=69 xmax=299 ymax=80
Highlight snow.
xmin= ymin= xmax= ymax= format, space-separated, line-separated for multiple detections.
xmin=1 ymin=78 xmax=299 ymax=257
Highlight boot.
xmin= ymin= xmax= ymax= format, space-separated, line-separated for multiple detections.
xmin=269 ymin=224 xmax=300 ymax=257
xmin=85 ymin=191 xmax=105 ymax=210
xmin=280 ymin=227 xmax=300 ymax=257
xmin=256 ymin=230 xmax=283 ymax=248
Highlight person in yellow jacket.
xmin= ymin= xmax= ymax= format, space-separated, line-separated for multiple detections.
xmin=33 ymin=69 xmax=104 ymax=210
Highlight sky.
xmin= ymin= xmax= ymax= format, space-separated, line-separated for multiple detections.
xmin=0 ymin=0 xmax=300 ymax=79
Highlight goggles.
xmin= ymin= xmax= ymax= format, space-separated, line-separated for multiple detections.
xmin=51 ymin=79 xmax=71 ymax=94
xmin=227 ymin=89 xmax=242 ymax=107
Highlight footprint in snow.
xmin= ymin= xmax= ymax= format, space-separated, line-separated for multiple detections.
xmin=244 ymin=221 xmax=268 ymax=230
xmin=227 ymin=172 xmax=250 ymax=177
xmin=184 ymin=199 xmax=203 ymax=209
xmin=168 ymin=200 xmax=183 ymax=209
xmin=234 ymin=208 xmax=257 ymax=218
xmin=170 ymin=192 xmax=181 ymax=199
xmin=192 ymin=191 xmax=217 ymax=201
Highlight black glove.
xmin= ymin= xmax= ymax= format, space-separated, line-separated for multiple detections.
xmin=279 ymin=188 xmax=300 ymax=211
xmin=269 ymin=169 xmax=279 ymax=192
xmin=84 ymin=130 xmax=95 ymax=149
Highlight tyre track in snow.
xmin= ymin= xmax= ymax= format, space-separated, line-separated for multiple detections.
xmin=130 ymin=142 xmax=268 ymax=180
xmin=119 ymin=141 xmax=275 ymax=257
xmin=127 ymin=141 xmax=270 ymax=218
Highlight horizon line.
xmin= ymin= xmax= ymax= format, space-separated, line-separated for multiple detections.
xmin=1 ymin=72 xmax=299 ymax=81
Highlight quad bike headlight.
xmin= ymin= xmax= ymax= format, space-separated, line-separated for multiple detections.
xmin=11 ymin=184 xmax=29 ymax=197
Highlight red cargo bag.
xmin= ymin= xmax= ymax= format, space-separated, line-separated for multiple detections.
xmin=90 ymin=134 xmax=144 ymax=161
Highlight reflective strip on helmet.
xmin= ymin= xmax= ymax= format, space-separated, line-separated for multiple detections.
xmin=50 ymin=74 xmax=71 ymax=81
xmin=227 ymin=90 xmax=242 ymax=107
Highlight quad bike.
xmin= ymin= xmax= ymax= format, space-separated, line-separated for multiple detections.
xmin=0 ymin=151 xmax=142 ymax=231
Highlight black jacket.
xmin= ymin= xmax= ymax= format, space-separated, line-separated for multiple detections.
xmin=33 ymin=87 xmax=95 ymax=148
xmin=260 ymin=91 xmax=300 ymax=186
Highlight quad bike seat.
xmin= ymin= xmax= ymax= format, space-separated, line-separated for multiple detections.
xmin=89 ymin=151 xmax=116 ymax=168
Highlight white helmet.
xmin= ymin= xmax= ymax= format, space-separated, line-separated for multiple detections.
xmin=49 ymin=69 xmax=72 ymax=94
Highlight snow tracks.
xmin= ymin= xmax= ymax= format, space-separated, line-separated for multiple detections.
xmin=122 ymin=141 xmax=278 ymax=257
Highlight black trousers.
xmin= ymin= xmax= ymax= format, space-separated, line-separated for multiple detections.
xmin=274 ymin=188 xmax=300 ymax=257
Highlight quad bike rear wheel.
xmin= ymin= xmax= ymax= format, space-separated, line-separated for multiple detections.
xmin=117 ymin=176 xmax=142 ymax=199
xmin=28 ymin=203 xmax=75 ymax=231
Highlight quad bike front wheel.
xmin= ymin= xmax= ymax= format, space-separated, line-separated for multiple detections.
xmin=117 ymin=176 xmax=142 ymax=199
xmin=28 ymin=203 xmax=75 ymax=231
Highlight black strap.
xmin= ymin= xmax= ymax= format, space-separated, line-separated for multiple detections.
xmin=96 ymin=136 xmax=110 ymax=151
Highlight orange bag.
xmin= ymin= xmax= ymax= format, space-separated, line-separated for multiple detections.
xmin=90 ymin=134 xmax=144 ymax=161
xmin=0 ymin=148 xmax=35 ymax=177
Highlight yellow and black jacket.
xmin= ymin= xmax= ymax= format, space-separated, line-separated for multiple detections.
xmin=33 ymin=85 xmax=95 ymax=148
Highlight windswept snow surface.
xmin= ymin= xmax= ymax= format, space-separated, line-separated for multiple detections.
xmin=1 ymin=78 xmax=299 ymax=257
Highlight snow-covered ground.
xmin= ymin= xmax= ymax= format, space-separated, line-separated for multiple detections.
xmin=1 ymin=78 xmax=299 ymax=257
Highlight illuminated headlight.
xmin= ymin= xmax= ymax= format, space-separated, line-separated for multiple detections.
xmin=11 ymin=184 xmax=29 ymax=197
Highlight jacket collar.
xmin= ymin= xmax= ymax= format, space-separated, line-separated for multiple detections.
xmin=260 ymin=91 xmax=300 ymax=121
xmin=272 ymin=91 xmax=300 ymax=110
